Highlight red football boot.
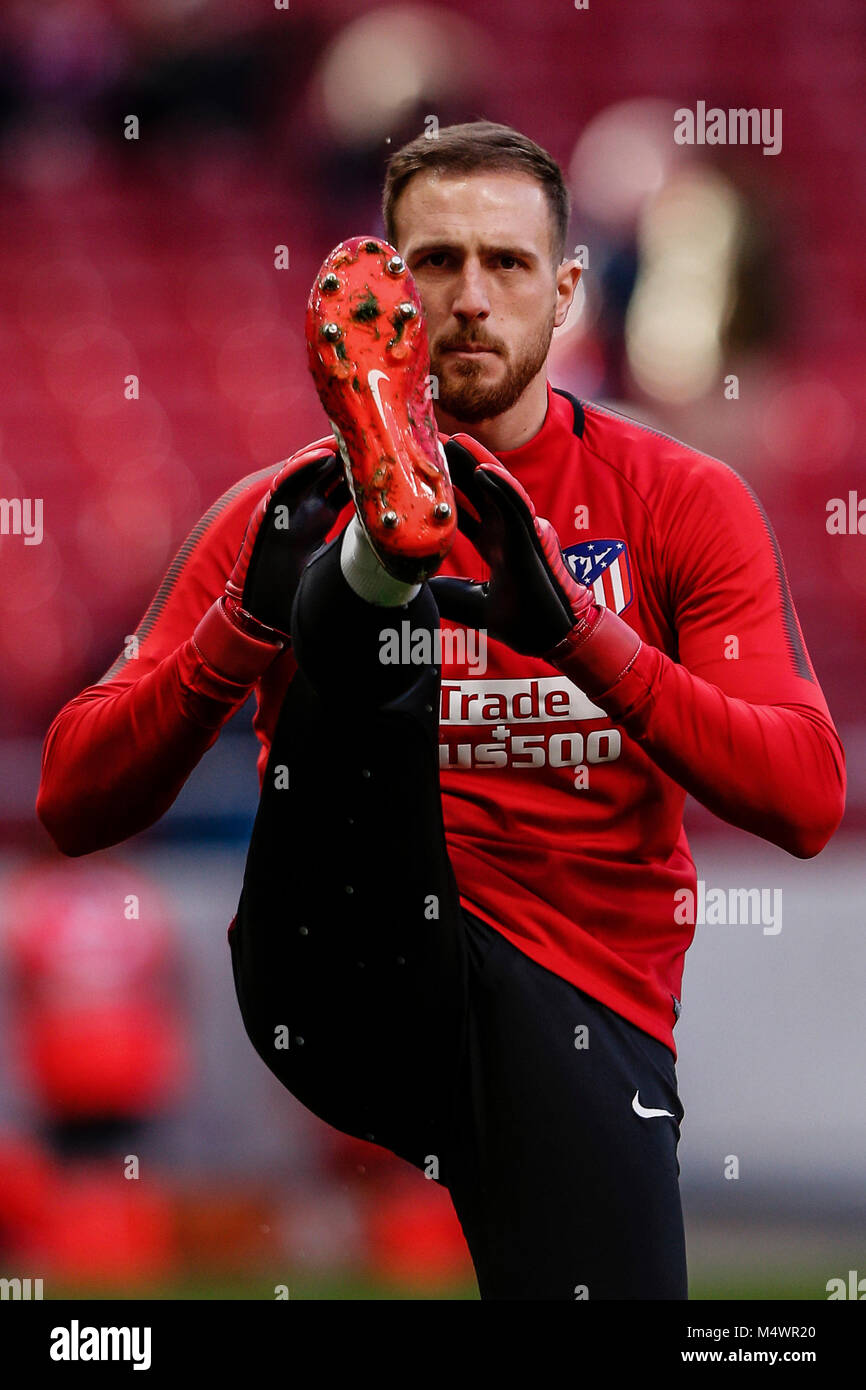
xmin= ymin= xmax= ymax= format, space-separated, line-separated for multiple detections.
xmin=305 ymin=236 xmax=456 ymax=584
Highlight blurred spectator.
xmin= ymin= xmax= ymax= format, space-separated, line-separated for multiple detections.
xmin=1 ymin=856 xmax=191 ymax=1281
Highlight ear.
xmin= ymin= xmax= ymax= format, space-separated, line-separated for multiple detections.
xmin=554 ymin=259 xmax=582 ymax=329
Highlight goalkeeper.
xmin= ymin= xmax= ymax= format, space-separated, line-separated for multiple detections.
xmin=38 ymin=122 xmax=845 ymax=1300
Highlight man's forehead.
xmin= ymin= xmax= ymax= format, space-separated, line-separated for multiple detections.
xmin=396 ymin=170 xmax=551 ymax=250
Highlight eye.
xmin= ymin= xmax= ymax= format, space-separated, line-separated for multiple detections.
xmin=497 ymin=254 xmax=522 ymax=270
xmin=417 ymin=251 xmax=450 ymax=269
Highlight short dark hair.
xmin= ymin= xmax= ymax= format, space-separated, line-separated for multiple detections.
xmin=383 ymin=120 xmax=570 ymax=264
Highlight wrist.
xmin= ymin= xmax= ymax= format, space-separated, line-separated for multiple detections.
xmin=544 ymin=604 xmax=641 ymax=699
xmin=222 ymin=594 xmax=290 ymax=647
xmin=192 ymin=596 xmax=286 ymax=686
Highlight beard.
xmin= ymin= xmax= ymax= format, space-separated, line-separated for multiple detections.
xmin=430 ymin=306 xmax=556 ymax=423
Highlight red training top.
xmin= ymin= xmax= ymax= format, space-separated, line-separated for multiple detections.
xmin=37 ymin=385 xmax=846 ymax=1056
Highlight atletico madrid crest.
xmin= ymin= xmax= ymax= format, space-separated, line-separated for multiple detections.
xmin=562 ymin=539 xmax=634 ymax=615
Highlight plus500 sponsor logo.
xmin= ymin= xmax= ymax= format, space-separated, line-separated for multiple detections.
xmin=438 ymin=676 xmax=622 ymax=771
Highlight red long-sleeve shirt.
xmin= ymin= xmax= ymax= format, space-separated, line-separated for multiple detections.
xmin=37 ymin=385 xmax=845 ymax=1055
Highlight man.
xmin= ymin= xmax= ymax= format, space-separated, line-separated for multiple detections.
xmin=38 ymin=121 xmax=845 ymax=1300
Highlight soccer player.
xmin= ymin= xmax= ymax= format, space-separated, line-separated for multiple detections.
xmin=37 ymin=122 xmax=845 ymax=1300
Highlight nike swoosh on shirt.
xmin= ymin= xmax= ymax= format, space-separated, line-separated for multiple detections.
xmin=632 ymin=1090 xmax=675 ymax=1119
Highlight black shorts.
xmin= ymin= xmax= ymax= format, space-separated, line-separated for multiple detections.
xmin=228 ymin=651 xmax=688 ymax=1300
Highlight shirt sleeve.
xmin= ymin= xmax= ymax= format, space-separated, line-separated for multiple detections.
xmin=592 ymin=452 xmax=845 ymax=857
xmin=37 ymin=466 xmax=283 ymax=856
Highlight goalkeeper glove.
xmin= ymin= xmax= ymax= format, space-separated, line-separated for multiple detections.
xmin=428 ymin=434 xmax=640 ymax=697
xmin=193 ymin=439 xmax=349 ymax=682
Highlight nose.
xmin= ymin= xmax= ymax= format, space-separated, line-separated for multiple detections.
xmin=450 ymin=259 xmax=490 ymax=324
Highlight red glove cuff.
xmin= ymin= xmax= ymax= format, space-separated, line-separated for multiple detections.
xmin=543 ymin=604 xmax=642 ymax=700
xmin=192 ymin=597 xmax=286 ymax=686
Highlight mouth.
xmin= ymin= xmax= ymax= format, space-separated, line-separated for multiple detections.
xmin=440 ymin=345 xmax=499 ymax=357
